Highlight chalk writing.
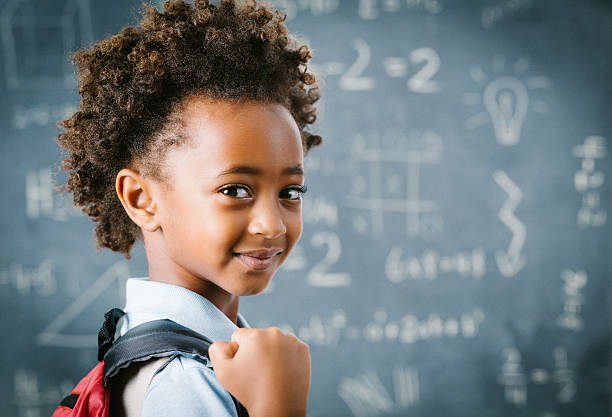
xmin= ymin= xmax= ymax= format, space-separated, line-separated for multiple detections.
xmin=386 ymin=246 xmax=486 ymax=282
xmin=339 ymin=38 xmax=376 ymax=91
xmin=349 ymin=129 xmax=443 ymax=238
xmin=0 ymin=259 xmax=56 ymax=296
xmin=13 ymin=369 xmax=73 ymax=417
xmin=304 ymin=154 xmax=346 ymax=175
xmin=298 ymin=309 xmax=347 ymax=346
xmin=557 ymin=269 xmax=587 ymax=331
xmin=268 ymin=231 xmax=351 ymax=290
xmin=303 ymin=196 xmax=339 ymax=227
xmin=269 ymin=0 xmax=339 ymax=21
xmin=573 ymin=136 xmax=607 ymax=227
xmin=338 ymin=39 xmax=441 ymax=93
xmin=307 ymin=231 xmax=352 ymax=287
xmin=269 ymin=308 xmax=484 ymax=347
xmin=13 ymin=102 xmax=76 ymax=130
xmin=338 ymin=366 xmax=419 ymax=417
xmin=26 ymin=166 xmax=81 ymax=221
xmin=359 ymin=0 xmax=443 ymax=19
xmin=367 ymin=308 xmax=485 ymax=343
xmin=493 ymin=170 xmax=526 ymax=277
xmin=481 ymin=0 xmax=533 ymax=29
xmin=37 ymin=261 xmax=129 ymax=347
xmin=281 ymin=243 xmax=308 ymax=272
xmin=498 ymin=347 xmax=576 ymax=407
xmin=383 ymin=48 xmax=441 ymax=93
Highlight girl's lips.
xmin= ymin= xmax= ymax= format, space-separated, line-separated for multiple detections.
xmin=235 ymin=253 xmax=277 ymax=271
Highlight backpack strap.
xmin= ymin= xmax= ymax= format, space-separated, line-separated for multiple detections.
xmin=102 ymin=318 xmax=214 ymax=385
xmin=101 ymin=310 xmax=249 ymax=417
xmin=96 ymin=307 xmax=126 ymax=361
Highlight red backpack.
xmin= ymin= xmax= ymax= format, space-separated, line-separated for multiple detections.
xmin=52 ymin=308 xmax=248 ymax=417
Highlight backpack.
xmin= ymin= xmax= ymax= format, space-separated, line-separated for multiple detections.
xmin=52 ymin=308 xmax=249 ymax=417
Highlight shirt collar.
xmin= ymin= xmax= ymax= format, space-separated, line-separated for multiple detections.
xmin=122 ymin=278 xmax=250 ymax=343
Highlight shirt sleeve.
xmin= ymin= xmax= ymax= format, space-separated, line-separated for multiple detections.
xmin=140 ymin=356 xmax=238 ymax=417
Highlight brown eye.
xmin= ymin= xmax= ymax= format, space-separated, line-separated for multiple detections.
xmin=280 ymin=185 xmax=307 ymax=200
xmin=219 ymin=185 xmax=251 ymax=199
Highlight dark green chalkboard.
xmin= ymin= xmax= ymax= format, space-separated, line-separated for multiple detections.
xmin=1 ymin=0 xmax=610 ymax=416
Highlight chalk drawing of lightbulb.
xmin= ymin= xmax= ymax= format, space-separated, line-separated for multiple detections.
xmin=484 ymin=77 xmax=528 ymax=146
xmin=463 ymin=56 xmax=550 ymax=146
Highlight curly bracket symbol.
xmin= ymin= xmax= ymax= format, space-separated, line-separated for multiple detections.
xmin=493 ymin=170 xmax=526 ymax=277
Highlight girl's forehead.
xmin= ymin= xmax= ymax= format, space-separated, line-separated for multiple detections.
xmin=167 ymin=98 xmax=304 ymax=176
xmin=182 ymin=97 xmax=286 ymax=123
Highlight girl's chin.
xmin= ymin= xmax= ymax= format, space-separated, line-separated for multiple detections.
xmin=229 ymin=274 xmax=274 ymax=296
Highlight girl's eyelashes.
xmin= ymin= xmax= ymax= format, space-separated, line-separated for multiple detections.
xmin=280 ymin=184 xmax=307 ymax=200
xmin=217 ymin=184 xmax=307 ymax=200
xmin=218 ymin=184 xmax=252 ymax=199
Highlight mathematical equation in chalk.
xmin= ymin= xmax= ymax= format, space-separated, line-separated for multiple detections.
xmin=0 ymin=259 xmax=56 ymax=296
xmin=358 ymin=0 xmax=443 ymax=19
xmin=386 ymin=247 xmax=486 ymax=282
xmin=573 ymin=136 xmax=607 ymax=228
xmin=269 ymin=0 xmax=443 ymax=22
xmin=280 ymin=242 xmax=488 ymax=292
xmin=25 ymin=166 xmax=82 ymax=221
xmin=285 ymin=155 xmax=530 ymax=289
xmin=557 ymin=269 xmax=587 ymax=332
xmin=310 ymin=39 xmax=442 ymax=93
xmin=498 ymin=346 xmax=576 ymax=410
xmin=4 ymin=2 xmax=446 ymax=93
xmin=262 ymin=307 xmax=485 ymax=347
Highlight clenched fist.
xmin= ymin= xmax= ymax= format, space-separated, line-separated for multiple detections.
xmin=209 ymin=327 xmax=311 ymax=417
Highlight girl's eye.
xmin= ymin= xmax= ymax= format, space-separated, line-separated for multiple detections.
xmin=280 ymin=185 xmax=308 ymax=200
xmin=219 ymin=185 xmax=251 ymax=199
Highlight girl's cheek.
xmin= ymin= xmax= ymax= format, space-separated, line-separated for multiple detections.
xmin=215 ymin=211 xmax=247 ymax=236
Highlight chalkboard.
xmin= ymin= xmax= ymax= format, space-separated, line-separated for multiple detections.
xmin=1 ymin=0 xmax=610 ymax=416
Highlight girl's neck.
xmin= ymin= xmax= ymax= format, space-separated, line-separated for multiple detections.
xmin=144 ymin=238 xmax=240 ymax=324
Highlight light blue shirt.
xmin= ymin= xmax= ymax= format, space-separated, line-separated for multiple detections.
xmin=116 ymin=278 xmax=250 ymax=417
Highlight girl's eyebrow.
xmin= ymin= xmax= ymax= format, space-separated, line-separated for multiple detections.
xmin=216 ymin=164 xmax=304 ymax=178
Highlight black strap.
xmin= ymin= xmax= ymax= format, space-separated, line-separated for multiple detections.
xmin=59 ymin=393 xmax=79 ymax=409
xmin=102 ymin=318 xmax=215 ymax=384
xmin=97 ymin=308 xmax=125 ymax=361
xmin=100 ymin=309 xmax=249 ymax=416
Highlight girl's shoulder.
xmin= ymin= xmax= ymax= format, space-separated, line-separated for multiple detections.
xmin=143 ymin=355 xmax=237 ymax=416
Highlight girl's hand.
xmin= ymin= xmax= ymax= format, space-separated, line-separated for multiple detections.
xmin=209 ymin=327 xmax=311 ymax=417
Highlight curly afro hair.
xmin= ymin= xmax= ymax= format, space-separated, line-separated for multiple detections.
xmin=57 ymin=0 xmax=322 ymax=259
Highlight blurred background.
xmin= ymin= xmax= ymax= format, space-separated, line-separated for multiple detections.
xmin=0 ymin=0 xmax=610 ymax=416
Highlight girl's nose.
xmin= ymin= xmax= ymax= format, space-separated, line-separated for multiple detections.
xmin=247 ymin=197 xmax=287 ymax=239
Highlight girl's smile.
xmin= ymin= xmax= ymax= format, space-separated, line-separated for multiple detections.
xmin=234 ymin=251 xmax=282 ymax=271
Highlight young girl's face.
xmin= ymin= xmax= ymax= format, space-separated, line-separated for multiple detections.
xmin=147 ymin=99 xmax=305 ymax=298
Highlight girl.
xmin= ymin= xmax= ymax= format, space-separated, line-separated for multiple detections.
xmin=57 ymin=0 xmax=322 ymax=415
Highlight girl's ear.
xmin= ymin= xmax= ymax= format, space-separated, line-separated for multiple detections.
xmin=115 ymin=168 xmax=160 ymax=232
